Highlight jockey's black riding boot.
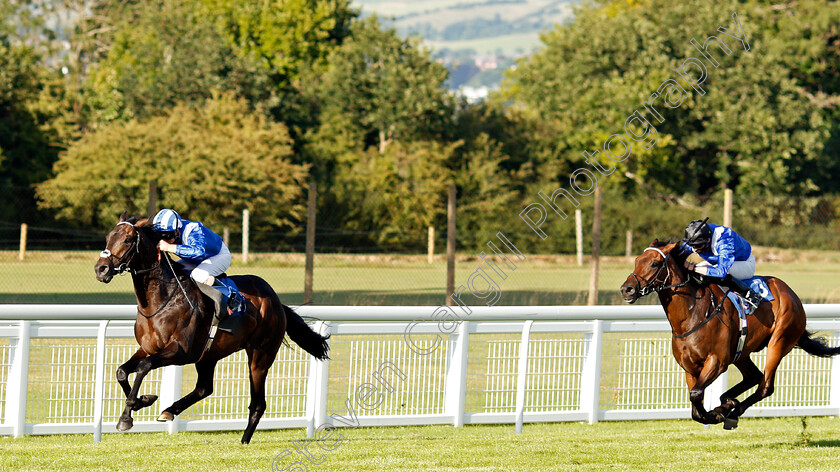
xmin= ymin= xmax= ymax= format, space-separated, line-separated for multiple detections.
xmin=719 ymin=274 xmax=762 ymax=309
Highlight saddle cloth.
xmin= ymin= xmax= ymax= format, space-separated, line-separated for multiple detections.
xmin=722 ymin=276 xmax=773 ymax=316
xmin=744 ymin=276 xmax=774 ymax=302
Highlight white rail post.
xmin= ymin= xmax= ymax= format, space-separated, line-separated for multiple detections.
xmin=580 ymin=320 xmax=603 ymax=424
xmin=705 ymin=372 xmax=728 ymax=414
xmin=514 ymin=320 xmax=533 ymax=434
xmin=444 ymin=320 xmax=470 ymax=427
xmin=315 ymin=322 xmax=330 ymax=431
xmin=830 ymin=331 xmax=840 ymax=415
xmin=92 ymin=320 xmax=109 ymax=443
xmin=6 ymin=321 xmax=31 ymax=437
xmin=160 ymin=365 xmax=182 ymax=435
xmin=306 ymin=321 xmax=330 ymax=438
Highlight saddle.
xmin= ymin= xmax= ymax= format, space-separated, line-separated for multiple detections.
xmin=194 ymin=281 xmax=241 ymax=335
xmin=169 ymin=263 xmax=243 ymax=334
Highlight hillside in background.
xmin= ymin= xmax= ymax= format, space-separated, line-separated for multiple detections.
xmin=353 ymin=0 xmax=579 ymax=94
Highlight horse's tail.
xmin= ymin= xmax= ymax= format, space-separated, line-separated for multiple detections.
xmin=797 ymin=330 xmax=840 ymax=358
xmin=283 ymin=304 xmax=330 ymax=360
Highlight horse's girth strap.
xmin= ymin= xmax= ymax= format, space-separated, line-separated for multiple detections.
xmin=197 ymin=325 xmax=218 ymax=363
xmin=733 ymin=308 xmax=748 ymax=363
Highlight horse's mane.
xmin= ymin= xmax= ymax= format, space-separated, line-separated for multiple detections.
xmin=649 ymin=238 xmax=690 ymax=271
xmin=650 ymin=238 xmax=679 ymax=248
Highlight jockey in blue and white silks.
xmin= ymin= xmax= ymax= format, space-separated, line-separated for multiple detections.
xmin=152 ymin=209 xmax=244 ymax=314
xmin=678 ymin=218 xmax=762 ymax=309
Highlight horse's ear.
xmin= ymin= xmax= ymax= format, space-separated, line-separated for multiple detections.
xmin=135 ymin=218 xmax=150 ymax=228
xmin=650 ymin=239 xmax=659 ymax=247
xmin=119 ymin=211 xmax=129 ymax=222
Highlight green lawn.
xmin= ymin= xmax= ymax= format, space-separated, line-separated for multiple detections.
xmin=3 ymin=250 xmax=840 ymax=305
xmin=3 ymin=417 xmax=840 ymax=471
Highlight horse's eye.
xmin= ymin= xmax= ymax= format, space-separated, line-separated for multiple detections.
xmin=650 ymin=261 xmax=661 ymax=267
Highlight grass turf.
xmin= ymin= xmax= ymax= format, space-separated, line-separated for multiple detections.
xmin=3 ymin=417 xmax=840 ymax=471
xmin=3 ymin=250 xmax=840 ymax=305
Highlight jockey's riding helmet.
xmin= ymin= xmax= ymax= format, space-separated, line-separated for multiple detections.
xmin=152 ymin=209 xmax=182 ymax=240
xmin=684 ymin=218 xmax=712 ymax=249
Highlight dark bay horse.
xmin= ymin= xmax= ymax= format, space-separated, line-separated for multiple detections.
xmin=620 ymin=240 xmax=840 ymax=429
xmin=94 ymin=212 xmax=329 ymax=443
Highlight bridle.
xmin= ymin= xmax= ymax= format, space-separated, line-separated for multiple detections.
xmin=99 ymin=222 xmax=140 ymax=276
xmin=631 ymin=246 xmax=729 ymax=340
xmin=99 ymin=222 xmax=159 ymax=276
xmin=629 ymin=247 xmax=689 ymax=298
xmin=99 ymin=220 xmax=194 ymax=318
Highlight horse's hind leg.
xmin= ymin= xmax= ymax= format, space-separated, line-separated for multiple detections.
xmin=713 ymin=357 xmax=762 ymax=417
xmin=116 ymin=348 xmax=159 ymax=411
xmin=731 ymin=337 xmax=796 ymax=419
xmin=241 ymin=346 xmax=278 ymax=444
xmin=158 ymin=358 xmax=218 ymax=422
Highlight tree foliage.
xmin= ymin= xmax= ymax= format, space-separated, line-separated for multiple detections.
xmin=37 ymin=93 xmax=307 ymax=230
xmin=313 ymin=17 xmax=454 ymax=155
xmin=505 ymin=0 xmax=840 ymax=196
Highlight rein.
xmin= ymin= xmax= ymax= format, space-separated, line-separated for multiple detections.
xmin=101 ymin=222 xmax=195 ymax=317
xmin=631 ymin=246 xmax=724 ymax=339
xmin=672 ymin=289 xmax=727 ymax=339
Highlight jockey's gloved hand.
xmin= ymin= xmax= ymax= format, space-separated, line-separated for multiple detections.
xmin=683 ymin=260 xmax=696 ymax=272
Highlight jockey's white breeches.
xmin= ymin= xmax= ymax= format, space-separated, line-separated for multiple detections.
xmin=176 ymin=243 xmax=232 ymax=285
xmin=696 ymin=253 xmax=756 ymax=280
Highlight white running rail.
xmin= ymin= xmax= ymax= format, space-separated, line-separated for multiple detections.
xmin=1 ymin=304 xmax=839 ymax=442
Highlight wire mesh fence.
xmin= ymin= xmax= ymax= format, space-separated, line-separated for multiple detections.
xmin=3 ymin=184 xmax=840 ymax=305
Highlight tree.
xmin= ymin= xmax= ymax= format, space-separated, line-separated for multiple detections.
xmin=81 ymin=0 xmax=272 ymax=126
xmin=326 ymin=140 xmax=456 ymax=249
xmin=0 ymin=1 xmax=77 ymax=223
xmin=312 ymin=16 xmax=454 ymax=155
xmin=505 ymin=0 xmax=836 ymax=196
xmin=37 ymin=93 xmax=308 ymax=230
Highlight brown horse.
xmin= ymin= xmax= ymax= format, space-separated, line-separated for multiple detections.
xmin=94 ymin=212 xmax=329 ymax=443
xmin=619 ymin=240 xmax=840 ymax=429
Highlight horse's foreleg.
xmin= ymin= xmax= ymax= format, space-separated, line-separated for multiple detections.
xmin=241 ymin=347 xmax=277 ymax=444
xmin=117 ymin=341 xmax=185 ymax=432
xmin=158 ymin=358 xmax=218 ymax=422
xmin=116 ymin=348 xmax=160 ymax=411
xmin=116 ymin=348 xmax=146 ymax=397
xmin=687 ymin=356 xmax=727 ymax=425
xmin=713 ymin=357 xmax=762 ymax=417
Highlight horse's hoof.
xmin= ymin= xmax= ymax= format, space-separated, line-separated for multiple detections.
xmin=723 ymin=417 xmax=739 ymax=430
xmin=116 ymin=417 xmax=134 ymax=432
xmin=157 ymin=411 xmax=174 ymax=422
xmin=132 ymin=394 xmax=159 ymax=411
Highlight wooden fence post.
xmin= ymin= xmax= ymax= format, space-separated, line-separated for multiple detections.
xmin=18 ymin=224 xmax=27 ymax=261
xmin=304 ymin=182 xmax=316 ymax=305
xmin=446 ymin=185 xmax=456 ymax=306
xmin=626 ymin=230 xmax=633 ymax=263
xmin=588 ymin=189 xmax=602 ymax=306
xmin=575 ymin=209 xmax=583 ymax=267
xmin=724 ymin=188 xmax=733 ymax=228
xmin=242 ymin=209 xmax=249 ymax=264
xmin=427 ymin=226 xmax=435 ymax=264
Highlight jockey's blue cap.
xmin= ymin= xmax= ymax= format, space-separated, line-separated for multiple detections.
xmin=152 ymin=209 xmax=182 ymax=233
